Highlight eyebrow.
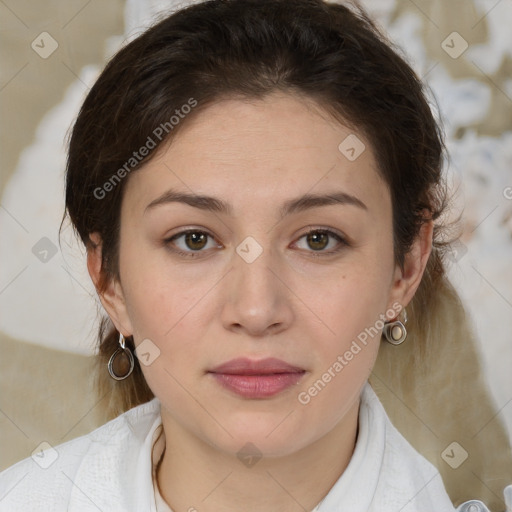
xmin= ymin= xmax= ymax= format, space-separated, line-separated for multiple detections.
xmin=144 ymin=188 xmax=368 ymax=218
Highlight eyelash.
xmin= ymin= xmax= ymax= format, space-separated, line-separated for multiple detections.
xmin=164 ymin=227 xmax=348 ymax=259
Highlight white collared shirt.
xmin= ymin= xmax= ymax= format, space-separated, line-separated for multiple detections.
xmin=0 ymin=382 xmax=500 ymax=511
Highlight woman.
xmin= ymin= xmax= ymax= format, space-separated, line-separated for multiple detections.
xmin=0 ymin=0 xmax=510 ymax=510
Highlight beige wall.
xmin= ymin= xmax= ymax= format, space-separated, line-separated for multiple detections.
xmin=0 ymin=0 xmax=124 ymax=479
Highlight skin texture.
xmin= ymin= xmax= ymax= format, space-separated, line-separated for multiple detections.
xmin=88 ymin=93 xmax=433 ymax=511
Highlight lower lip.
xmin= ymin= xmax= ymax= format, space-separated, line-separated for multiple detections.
xmin=210 ymin=372 xmax=305 ymax=398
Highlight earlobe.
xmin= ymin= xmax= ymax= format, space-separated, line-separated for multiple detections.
xmin=86 ymin=232 xmax=133 ymax=336
xmin=389 ymin=220 xmax=434 ymax=310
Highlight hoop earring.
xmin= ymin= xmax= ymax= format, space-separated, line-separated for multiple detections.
xmin=108 ymin=333 xmax=135 ymax=380
xmin=383 ymin=308 xmax=408 ymax=345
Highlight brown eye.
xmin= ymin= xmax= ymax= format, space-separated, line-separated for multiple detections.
xmin=165 ymin=229 xmax=219 ymax=257
xmin=184 ymin=232 xmax=208 ymax=250
xmin=294 ymin=228 xmax=347 ymax=255
xmin=306 ymin=231 xmax=329 ymax=251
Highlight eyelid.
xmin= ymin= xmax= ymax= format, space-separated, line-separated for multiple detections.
xmin=298 ymin=226 xmax=347 ymax=242
xmin=164 ymin=228 xmax=222 ymax=256
xmin=292 ymin=227 xmax=349 ymax=253
xmin=165 ymin=227 xmax=218 ymax=242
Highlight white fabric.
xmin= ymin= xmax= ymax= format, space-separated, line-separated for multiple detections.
xmin=0 ymin=382 xmax=464 ymax=511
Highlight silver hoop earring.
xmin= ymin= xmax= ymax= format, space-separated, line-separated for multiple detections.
xmin=108 ymin=333 xmax=135 ymax=380
xmin=383 ymin=308 xmax=408 ymax=345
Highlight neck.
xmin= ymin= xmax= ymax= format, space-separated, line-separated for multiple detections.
xmin=156 ymin=399 xmax=360 ymax=512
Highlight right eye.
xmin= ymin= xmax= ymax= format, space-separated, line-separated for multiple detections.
xmin=164 ymin=229 xmax=222 ymax=258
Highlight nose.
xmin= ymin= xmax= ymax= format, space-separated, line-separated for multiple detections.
xmin=220 ymin=241 xmax=294 ymax=338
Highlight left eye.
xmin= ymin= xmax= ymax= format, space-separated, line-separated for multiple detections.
xmin=294 ymin=229 xmax=346 ymax=253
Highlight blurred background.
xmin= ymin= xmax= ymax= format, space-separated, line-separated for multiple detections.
xmin=1 ymin=0 xmax=511 ymax=508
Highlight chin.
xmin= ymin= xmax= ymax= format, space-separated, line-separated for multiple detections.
xmin=202 ymin=416 xmax=312 ymax=460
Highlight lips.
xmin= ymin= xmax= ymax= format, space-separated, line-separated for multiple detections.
xmin=208 ymin=357 xmax=306 ymax=399
xmin=209 ymin=357 xmax=305 ymax=375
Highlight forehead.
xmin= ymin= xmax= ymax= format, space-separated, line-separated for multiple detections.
xmin=122 ymin=93 xmax=387 ymax=216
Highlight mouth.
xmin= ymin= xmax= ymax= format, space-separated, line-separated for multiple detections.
xmin=208 ymin=357 xmax=306 ymax=399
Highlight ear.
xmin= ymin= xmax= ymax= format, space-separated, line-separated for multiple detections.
xmin=386 ymin=220 xmax=434 ymax=314
xmin=87 ymin=232 xmax=133 ymax=337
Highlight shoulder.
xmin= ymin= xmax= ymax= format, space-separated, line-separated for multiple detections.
xmin=362 ymin=387 xmax=512 ymax=511
xmin=360 ymin=383 xmax=457 ymax=511
xmin=0 ymin=398 xmax=161 ymax=511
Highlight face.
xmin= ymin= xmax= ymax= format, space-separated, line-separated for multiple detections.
xmin=93 ymin=93 xmax=427 ymax=458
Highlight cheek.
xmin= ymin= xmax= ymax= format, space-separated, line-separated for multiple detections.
xmin=295 ymin=272 xmax=387 ymax=424
xmin=123 ymin=280 xmax=206 ymax=405
xmin=309 ymin=266 xmax=391 ymax=342
xmin=298 ymin=261 xmax=392 ymax=405
xmin=118 ymin=246 xmax=219 ymax=391
xmin=118 ymin=237 xmax=207 ymax=337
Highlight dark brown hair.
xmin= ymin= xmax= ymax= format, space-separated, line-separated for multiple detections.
xmin=63 ymin=0 xmax=449 ymax=415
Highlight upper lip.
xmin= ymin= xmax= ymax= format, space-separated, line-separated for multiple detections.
xmin=209 ymin=357 xmax=305 ymax=375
